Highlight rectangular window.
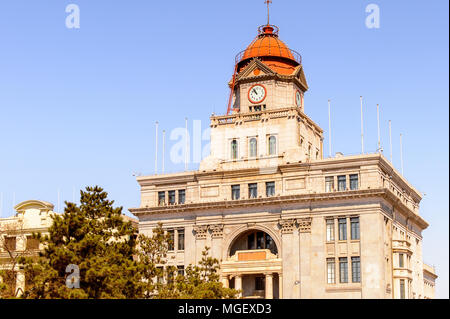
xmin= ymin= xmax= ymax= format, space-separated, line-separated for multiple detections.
xmin=338 ymin=176 xmax=346 ymax=191
xmin=326 ymin=219 xmax=335 ymax=241
xmin=400 ymin=279 xmax=406 ymax=299
xmin=177 ymin=229 xmax=185 ymax=251
xmin=350 ymin=217 xmax=360 ymax=240
xmin=325 ymin=177 xmax=334 ymax=192
xmin=327 ymin=258 xmax=336 ymax=284
xmin=231 ymin=185 xmax=240 ymax=200
xmin=168 ymin=190 xmax=176 ymax=205
xmin=157 ymin=267 xmax=164 ymax=284
xmin=167 ymin=230 xmax=175 ymax=251
xmin=351 ymin=257 xmax=361 ymax=283
xmin=338 ymin=218 xmax=347 ymax=241
xmin=350 ymin=174 xmax=359 ymax=190
xmin=399 ymin=253 xmax=404 ymax=268
xmin=266 ymin=182 xmax=275 ymax=197
xmin=4 ymin=237 xmax=16 ymax=251
xmin=158 ymin=191 xmax=165 ymax=206
xmin=248 ymin=183 xmax=258 ymax=199
xmin=339 ymin=257 xmax=348 ymax=283
xmin=177 ymin=266 xmax=185 ymax=277
xmin=26 ymin=236 xmax=40 ymax=250
xmin=255 ymin=277 xmax=265 ymax=291
xmin=178 ymin=190 xmax=186 ymax=204
xmin=247 ymin=233 xmax=255 ymax=250
xmin=256 ymin=232 xmax=264 ymax=249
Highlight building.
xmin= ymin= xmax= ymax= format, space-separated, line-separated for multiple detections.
xmin=129 ymin=18 xmax=437 ymax=299
xmin=0 ymin=200 xmax=138 ymax=297
xmin=0 ymin=200 xmax=57 ymax=297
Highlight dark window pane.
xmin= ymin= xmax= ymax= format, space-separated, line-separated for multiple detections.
xmin=255 ymin=277 xmax=265 ymax=291
xmin=338 ymin=176 xmax=346 ymax=191
xmin=178 ymin=229 xmax=185 ymax=251
xmin=168 ymin=230 xmax=175 ymax=251
xmin=247 ymin=233 xmax=255 ymax=250
xmin=338 ymin=218 xmax=347 ymax=240
xmin=178 ymin=190 xmax=185 ymax=204
xmin=231 ymin=140 xmax=238 ymax=159
xmin=232 ymin=185 xmax=240 ymax=200
xmin=256 ymin=232 xmax=264 ymax=249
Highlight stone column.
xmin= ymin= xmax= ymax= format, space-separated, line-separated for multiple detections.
xmin=278 ymin=273 xmax=283 ymax=299
xmin=235 ymin=275 xmax=242 ymax=298
xmin=265 ymin=273 xmax=273 ymax=299
xmin=221 ymin=276 xmax=229 ymax=288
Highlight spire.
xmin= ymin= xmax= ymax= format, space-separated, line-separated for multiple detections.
xmin=265 ymin=0 xmax=272 ymax=25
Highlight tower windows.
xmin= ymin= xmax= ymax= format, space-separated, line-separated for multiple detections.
xmin=168 ymin=190 xmax=176 ymax=205
xmin=351 ymin=257 xmax=361 ymax=283
xmin=325 ymin=176 xmax=334 ymax=192
xmin=266 ymin=181 xmax=275 ymax=197
xmin=339 ymin=257 xmax=349 ymax=283
xmin=231 ymin=185 xmax=240 ymax=200
xmin=231 ymin=139 xmax=239 ymax=160
xmin=178 ymin=190 xmax=186 ymax=204
xmin=326 ymin=219 xmax=335 ymax=241
xmin=158 ymin=191 xmax=166 ymax=206
xmin=268 ymin=136 xmax=277 ymax=155
xmin=350 ymin=174 xmax=359 ymax=190
xmin=249 ymin=138 xmax=258 ymax=158
xmin=248 ymin=183 xmax=258 ymax=199
xmin=338 ymin=175 xmax=346 ymax=191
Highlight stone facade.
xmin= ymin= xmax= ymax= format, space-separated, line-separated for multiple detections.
xmin=130 ymin=21 xmax=437 ymax=299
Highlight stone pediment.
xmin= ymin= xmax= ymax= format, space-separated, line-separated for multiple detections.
xmin=236 ymin=58 xmax=276 ymax=81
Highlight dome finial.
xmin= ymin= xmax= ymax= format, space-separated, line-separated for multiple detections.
xmin=265 ymin=0 xmax=272 ymax=25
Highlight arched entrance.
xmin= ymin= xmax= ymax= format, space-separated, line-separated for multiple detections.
xmin=221 ymin=228 xmax=282 ymax=299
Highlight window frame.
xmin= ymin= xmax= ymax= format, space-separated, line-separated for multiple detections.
xmin=266 ymin=181 xmax=275 ymax=197
xmin=338 ymin=218 xmax=347 ymax=241
xmin=268 ymin=135 xmax=277 ymax=156
xmin=350 ymin=217 xmax=360 ymax=240
xmin=249 ymin=137 xmax=258 ymax=158
xmin=231 ymin=184 xmax=241 ymax=200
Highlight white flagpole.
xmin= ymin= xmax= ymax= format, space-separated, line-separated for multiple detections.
xmin=185 ymin=118 xmax=188 ymax=171
xmin=377 ymin=104 xmax=382 ymax=153
xmin=360 ymin=96 xmax=364 ymax=154
xmin=162 ymin=130 xmax=166 ymax=174
xmin=328 ymin=99 xmax=332 ymax=157
xmin=155 ymin=121 xmax=159 ymax=175
xmin=400 ymin=133 xmax=404 ymax=175
xmin=389 ymin=120 xmax=393 ymax=163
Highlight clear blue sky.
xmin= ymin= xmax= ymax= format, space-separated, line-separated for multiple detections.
xmin=0 ymin=1 xmax=448 ymax=298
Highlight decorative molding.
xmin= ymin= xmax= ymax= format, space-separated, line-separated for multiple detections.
xmin=193 ymin=225 xmax=208 ymax=240
xmin=209 ymin=224 xmax=224 ymax=238
xmin=278 ymin=219 xmax=296 ymax=234
xmin=297 ymin=217 xmax=312 ymax=233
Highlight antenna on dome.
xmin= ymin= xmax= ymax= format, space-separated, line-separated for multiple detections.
xmin=265 ymin=0 xmax=272 ymax=25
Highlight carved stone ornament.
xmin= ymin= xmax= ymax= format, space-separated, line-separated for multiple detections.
xmin=279 ymin=219 xmax=296 ymax=234
xmin=209 ymin=224 xmax=224 ymax=238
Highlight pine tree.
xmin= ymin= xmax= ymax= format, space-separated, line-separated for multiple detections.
xmin=20 ymin=186 xmax=143 ymax=299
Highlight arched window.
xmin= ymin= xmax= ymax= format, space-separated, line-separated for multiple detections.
xmin=231 ymin=139 xmax=238 ymax=159
xmin=268 ymin=136 xmax=277 ymax=155
xmin=249 ymin=138 xmax=257 ymax=158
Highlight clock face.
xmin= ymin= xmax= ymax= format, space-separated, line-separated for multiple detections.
xmin=296 ymin=90 xmax=303 ymax=107
xmin=248 ymin=85 xmax=267 ymax=104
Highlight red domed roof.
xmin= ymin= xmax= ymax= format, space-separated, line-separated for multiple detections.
xmin=236 ymin=25 xmax=301 ymax=75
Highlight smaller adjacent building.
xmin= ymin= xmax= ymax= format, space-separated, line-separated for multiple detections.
xmin=0 ymin=200 xmax=138 ymax=297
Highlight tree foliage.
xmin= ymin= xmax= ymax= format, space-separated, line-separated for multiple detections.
xmin=17 ymin=186 xmax=239 ymax=299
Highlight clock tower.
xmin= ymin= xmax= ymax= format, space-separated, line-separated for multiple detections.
xmin=200 ymin=22 xmax=323 ymax=171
